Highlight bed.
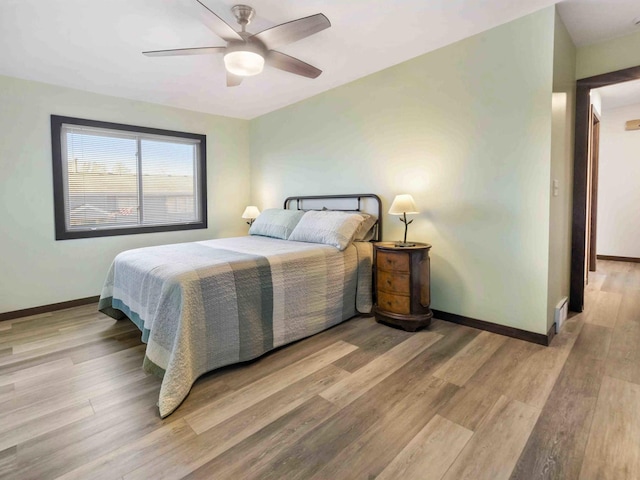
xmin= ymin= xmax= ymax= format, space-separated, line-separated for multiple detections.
xmin=98 ymin=194 xmax=382 ymax=417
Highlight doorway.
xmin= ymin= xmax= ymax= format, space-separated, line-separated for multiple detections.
xmin=570 ymin=64 xmax=640 ymax=312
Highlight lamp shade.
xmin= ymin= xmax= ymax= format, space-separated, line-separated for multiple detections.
xmin=242 ymin=206 xmax=260 ymax=219
xmin=224 ymin=50 xmax=264 ymax=76
xmin=388 ymin=194 xmax=419 ymax=215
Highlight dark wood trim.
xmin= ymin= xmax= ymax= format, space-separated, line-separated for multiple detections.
xmin=570 ymin=64 xmax=640 ymax=313
xmin=50 ymin=115 xmax=208 ymax=241
xmin=0 ymin=296 xmax=100 ymax=322
xmin=570 ymin=82 xmax=591 ymax=313
xmin=597 ymin=255 xmax=640 ymax=264
xmin=547 ymin=321 xmax=557 ymax=346
xmin=432 ymin=309 xmax=553 ymax=346
xmin=588 ymin=108 xmax=600 ymax=272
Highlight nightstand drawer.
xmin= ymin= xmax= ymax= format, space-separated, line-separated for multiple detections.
xmin=377 ymin=270 xmax=410 ymax=294
xmin=377 ymin=251 xmax=410 ymax=273
xmin=377 ymin=291 xmax=410 ymax=315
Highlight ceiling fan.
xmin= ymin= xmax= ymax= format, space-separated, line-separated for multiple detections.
xmin=143 ymin=1 xmax=331 ymax=87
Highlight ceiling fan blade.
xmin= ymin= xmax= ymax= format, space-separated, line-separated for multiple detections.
xmin=252 ymin=13 xmax=330 ymax=50
xmin=266 ymin=51 xmax=322 ymax=79
xmin=143 ymin=46 xmax=226 ymax=57
xmin=193 ymin=0 xmax=243 ymax=42
xmin=227 ymin=72 xmax=243 ymax=87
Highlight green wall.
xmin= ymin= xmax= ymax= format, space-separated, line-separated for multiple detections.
xmin=547 ymin=12 xmax=576 ymax=331
xmin=577 ymin=29 xmax=640 ymax=79
xmin=251 ymin=7 xmax=557 ymax=334
xmin=0 ymin=75 xmax=250 ymax=313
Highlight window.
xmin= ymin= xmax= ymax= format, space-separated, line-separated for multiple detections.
xmin=51 ymin=115 xmax=207 ymax=240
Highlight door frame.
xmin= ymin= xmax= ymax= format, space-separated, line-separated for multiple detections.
xmin=588 ymin=107 xmax=600 ymax=273
xmin=570 ymin=64 xmax=640 ymax=312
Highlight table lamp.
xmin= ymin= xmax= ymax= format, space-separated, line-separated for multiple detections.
xmin=242 ymin=206 xmax=260 ymax=227
xmin=388 ymin=194 xmax=419 ymax=247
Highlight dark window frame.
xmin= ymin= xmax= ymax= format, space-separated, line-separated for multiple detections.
xmin=51 ymin=115 xmax=207 ymax=240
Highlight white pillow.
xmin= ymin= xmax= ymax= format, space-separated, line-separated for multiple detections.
xmin=249 ymin=208 xmax=305 ymax=240
xmin=353 ymin=213 xmax=378 ymax=241
xmin=288 ymin=210 xmax=365 ymax=251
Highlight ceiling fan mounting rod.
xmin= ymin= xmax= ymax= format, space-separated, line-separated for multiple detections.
xmin=231 ymin=4 xmax=255 ymax=32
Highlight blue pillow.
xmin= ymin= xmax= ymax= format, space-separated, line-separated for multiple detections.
xmin=288 ymin=210 xmax=365 ymax=250
xmin=249 ymin=208 xmax=305 ymax=240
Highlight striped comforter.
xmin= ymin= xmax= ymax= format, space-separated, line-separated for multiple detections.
xmin=98 ymin=236 xmax=373 ymax=417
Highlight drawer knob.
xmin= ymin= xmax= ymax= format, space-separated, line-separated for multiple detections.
xmin=386 ymin=279 xmax=392 ymax=285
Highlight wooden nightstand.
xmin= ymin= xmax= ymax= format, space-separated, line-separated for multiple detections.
xmin=373 ymin=242 xmax=433 ymax=332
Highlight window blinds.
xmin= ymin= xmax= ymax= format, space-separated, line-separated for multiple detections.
xmin=60 ymin=124 xmax=202 ymax=232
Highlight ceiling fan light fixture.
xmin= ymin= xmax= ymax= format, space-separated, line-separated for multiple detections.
xmin=143 ymin=3 xmax=331 ymax=85
xmin=224 ymin=50 xmax=264 ymax=76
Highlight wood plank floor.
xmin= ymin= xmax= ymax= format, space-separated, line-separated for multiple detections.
xmin=1 ymin=260 xmax=639 ymax=479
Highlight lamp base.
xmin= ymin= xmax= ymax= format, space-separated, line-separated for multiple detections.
xmin=394 ymin=242 xmax=417 ymax=248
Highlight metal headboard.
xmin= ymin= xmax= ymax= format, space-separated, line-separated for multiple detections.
xmin=283 ymin=193 xmax=382 ymax=242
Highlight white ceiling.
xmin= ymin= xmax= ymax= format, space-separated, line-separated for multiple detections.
xmin=556 ymin=0 xmax=640 ymax=47
xmin=0 ymin=0 xmax=639 ymax=120
xmin=596 ymin=79 xmax=640 ymax=111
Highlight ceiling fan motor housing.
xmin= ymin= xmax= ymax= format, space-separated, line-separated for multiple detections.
xmin=225 ymin=37 xmax=266 ymax=58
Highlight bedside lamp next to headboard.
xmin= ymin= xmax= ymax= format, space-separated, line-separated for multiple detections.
xmin=389 ymin=194 xmax=419 ymax=247
xmin=242 ymin=206 xmax=260 ymax=227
